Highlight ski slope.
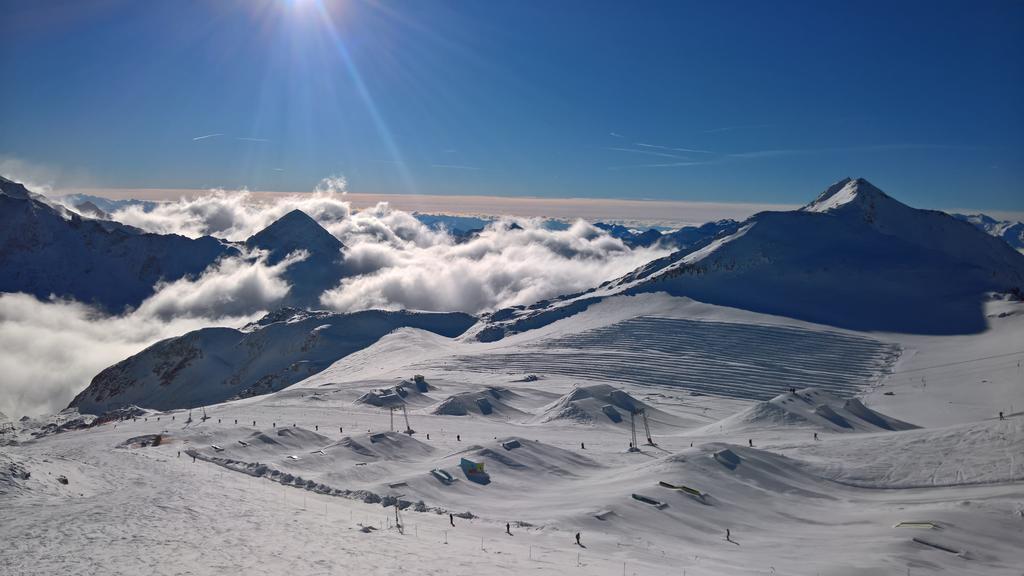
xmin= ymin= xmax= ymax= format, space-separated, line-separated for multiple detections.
xmin=4 ymin=293 xmax=1023 ymax=575
xmin=434 ymin=315 xmax=899 ymax=400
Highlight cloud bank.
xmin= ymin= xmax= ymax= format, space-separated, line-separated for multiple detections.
xmin=104 ymin=184 xmax=672 ymax=314
xmin=0 ymin=249 xmax=303 ymax=418
xmin=0 ymin=293 xmax=261 ymax=420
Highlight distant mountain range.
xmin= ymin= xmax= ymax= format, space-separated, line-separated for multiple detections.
xmin=472 ymin=178 xmax=1024 ymax=340
xmin=953 ymin=213 xmax=1024 ymax=251
xmin=0 ymin=176 xmax=236 ymax=313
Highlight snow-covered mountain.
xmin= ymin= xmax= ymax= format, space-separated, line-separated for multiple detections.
xmin=57 ymin=193 xmax=159 ymax=215
xmin=953 ymin=212 xmax=1024 ymax=251
xmin=245 ymin=209 xmax=347 ymax=307
xmin=69 ymin=308 xmax=476 ymax=414
xmin=71 ymin=200 xmax=111 ymax=220
xmin=595 ymin=220 xmax=740 ymax=249
xmin=0 ymin=176 xmax=237 ymax=313
xmin=474 ymin=178 xmax=1024 ymax=340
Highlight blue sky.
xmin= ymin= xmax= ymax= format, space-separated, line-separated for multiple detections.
xmin=1 ymin=0 xmax=1022 ymax=210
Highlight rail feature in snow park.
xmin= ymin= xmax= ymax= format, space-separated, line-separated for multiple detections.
xmin=430 ymin=468 xmax=455 ymax=485
xmin=631 ymin=493 xmax=668 ymax=509
xmin=912 ymin=538 xmax=964 ymax=556
xmin=658 ymin=481 xmax=709 ymax=504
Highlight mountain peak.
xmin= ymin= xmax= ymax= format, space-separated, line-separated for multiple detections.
xmin=246 ymin=209 xmax=344 ymax=264
xmin=0 ymin=175 xmax=33 ymax=200
xmin=802 ymin=177 xmax=893 ymax=214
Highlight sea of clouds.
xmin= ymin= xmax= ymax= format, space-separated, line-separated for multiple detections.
xmin=0 ymin=176 xmax=673 ymax=418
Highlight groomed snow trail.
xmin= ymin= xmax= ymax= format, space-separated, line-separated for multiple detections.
xmin=432 ymin=316 xmax=900 ymax=400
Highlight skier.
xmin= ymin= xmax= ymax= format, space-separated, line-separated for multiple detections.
xmin=177 ymin=451 xmax=180 ymax=458
xmin=340 ymin=426 xmax=343 ymax=433
xmin=234 ymin=419 xmax=237 ymax=425
xmin=506 ymin=522 xmax=512 ymax=535
xmin=449 ymin=513 xmax=455 ymax=527
xmin=726 ymin=529 xmax=731 ymax=541
xmin=748 ymin=439 xmax=753 ymax=447
xmin=192 ymin=454 xmax=196 ymax=463
xmin=253 ymin=420 xmax=256 ymax=426
xmin=315 ymin=425 xmax=318 ymax=431
xmin=426 ymin=433 xmax=430 ymax=440
xmin=575 ymin=532 xmax=581 ymax=546
xmin=456 ymin=434 xmax=461 ymax=442
xmin=813 ymin=432 xmax=819 ymax=441
xmin=999 ymin=411 xmax=1005 ymax=420
xmin=580 ymin=442 xmax=585 ymax=450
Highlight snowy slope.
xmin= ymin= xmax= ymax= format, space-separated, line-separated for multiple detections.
xmin=710 ymin=387 xmax=918 ymax=434
xmin=4 ymin=291 xmax=1023 ymax=574
xmin=474 ymin=178 xmax=1024 ymax=340
xmin=70 ymin=308 xmax=476 ymax=414
xmin=0 ymin=176 xmax=237 ymax=312
xmin=953 ymin=212 xmax=1024 ymax=251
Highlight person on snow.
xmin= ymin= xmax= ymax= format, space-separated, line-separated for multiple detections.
xmin=748 ymin=439 xmax=753 ymax=447
xmin=506 ymin=523 xmax=512 ymax=535
xmin=575 ymin=532 xmax=581 ymax=546
xmin=449 ymin=514 xmax=455 ymax=527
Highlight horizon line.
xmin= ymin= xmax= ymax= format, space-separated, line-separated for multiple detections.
xmin=45 ymin=187 xmax=1024 ymax=226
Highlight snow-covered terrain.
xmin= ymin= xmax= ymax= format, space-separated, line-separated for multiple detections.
xmin=2 ymin=177 xmax=1023 ymax=575
xmin=475 ymin=178 xmax=1024 ymax=340
xmin=3 ymin=292 xmax=1023 ymax=575
xmin=954 ymin=213 xmax=1024 ymax=252
xmin=71 ymin=308 xmax=475 ymax=414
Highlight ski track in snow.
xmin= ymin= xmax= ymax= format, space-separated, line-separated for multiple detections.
xmin=431 ymin=316 xmax=900 ymax=400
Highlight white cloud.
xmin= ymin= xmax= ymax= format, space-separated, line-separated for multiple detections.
xmin=0 ymin=249 xmax=308 ymax=418
xmin=320 ymin=218 xmax=671 ymax=314
xmin=105 ymin=182 xmax=674 ymax=315
xmin=110 ymin=180 xmax=353 ymax=241
xmin=0 ymin=293 xmax=261 ymax=420
xmin=134 ymin=251 xmax=301 ymax=320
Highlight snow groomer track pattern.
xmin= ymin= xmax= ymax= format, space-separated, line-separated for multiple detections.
xmin=443 ymin=316 xmax=901 ymax=400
